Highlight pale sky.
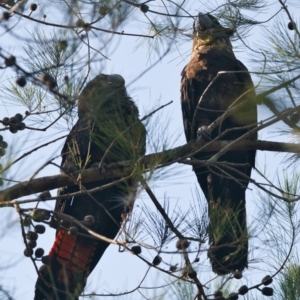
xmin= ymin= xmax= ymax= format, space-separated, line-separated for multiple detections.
xmin=1 ymin=1 xmax=300 ymax=299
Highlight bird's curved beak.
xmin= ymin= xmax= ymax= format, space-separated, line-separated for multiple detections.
xmin=193 ymin=12 xmax=212 ymax=33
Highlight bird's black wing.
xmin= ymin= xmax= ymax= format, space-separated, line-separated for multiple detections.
xmin=35 ymin=79 xmax=145 ymax=300
xmin=181 ymin=46 xmax=257 ymax=274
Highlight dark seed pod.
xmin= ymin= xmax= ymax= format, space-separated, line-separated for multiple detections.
xmin=68 ymin=226 xmax=78 ymax=237
xmin=76 ymin=19 xmax=85 ymax=27
xmin=32 ymin=209 xmax=50 ymax=222
xmin=28 ymin=240 xmax=37 ymax=249
xmin=83 ymin=23 xmax=91 ymax=31
xmin=187 ymin=268 xmax=197 ymax=279
xmin=41 ymin=255 xmax=51 ymax=265
xmin=30 ymin=3 xmax=37 ymax=11
xmin=9 ymin=127 xmax=18 ymax=134
xmin=38 ymin=264 xmax=48 ymax=276
xmin=58 ymin=40 xmax=67 ymax=51
xmin=194 ymin=257 xmax=200 ymax=263
xmin=2 ymin=12 xmax=10 ymax=20
xmin=152 ymin=255 xmax=162 ymax=266
xmin=23 ymin=215 xmax=31 ymax=227
xmin=38 ymin=191 xmax=51 ymax=201
xmin=176 ymin=239 xmax=182 ymax=250
xmin=176 ymin=239 xmax=190 ymax=250
xmin=16 ymin=122 xmax=25 ymax=130
xmin=2 ymin=117 xmax=9 ymax=126
xmin=288 ymin=21 xmax=296 ymax=30
xmin=261 ymin=275 xmax=273 ymax=285
xmin=64 ymin=75 xmax=69 ymax=82
xmin=0 ymin=148 xmax=5 ymax=157
xmin=5 ymin=55 xmax=16 ymax=67
xmin=14 ymin=113 xmax=23 ymax=122
xmin=35 ymin=248 xmax=45 ymax=258
xmin=26 ymin=231 xmax=38 ymax=241
xmin=214 ymin=291 xmax=223 ymax=298
xmin=0 ymin=141 xmax=8 ymax=149
xmin=181 ymin=239 xmax=190 ymax=249
xmin=227 ymin=293 xmax=238 ymax=300
xmin=9 ymin=117 xmax=18 ymax=125
xmin=24 ymin=247 xmax=33 ymax=257
xmin=139 ymin=4 xmax=149 ymax=13
xmin=169 ymin=265 xmax=177 ymax=272
xmin=131 ymin=245 xmax=142 ymax=255
xmin=31 ymin=209 xmax=45 ymax=222
xmin=16 ymin=77 xmax=27 ymax=87
xmin=238 ymin=285 xmax=248 ymax=295
xmin=49 ymin=217 xmax=59 ymax=229
xmin=43 ymin=210 xmax=51 ymax=221
xmin=60 ymin=218 xmax=72 ymax=228
xmin=99 ymin=6 xmax=109 ymax=15
xmin=0 ymin=135 xmax=2 ymax=142
xmin=233 ymin=270 xmax=242 ymax=279
xmin=83 ymin=215 xmax=95 ymax=226
xmin=34 ymin=224 xmax=46 ymax=234
xmin=261 ymin=287 xmax=273 ymax=296
xmin=9 ymin=117 xmax=18 ymax=132
xmin=40 ymin=73 xmax=57 ymax=89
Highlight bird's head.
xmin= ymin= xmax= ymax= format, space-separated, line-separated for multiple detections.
xmin=193 ymin=13 xmax=235 ymax=50
xmin=78 ymin=73 xmax=128 ymax=118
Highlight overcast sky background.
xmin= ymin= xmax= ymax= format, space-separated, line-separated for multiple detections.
xmin=1 ymin=0 xmax=300 ymax=299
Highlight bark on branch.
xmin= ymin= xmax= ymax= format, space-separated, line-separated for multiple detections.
xmin=0 ymin=139 xmax=299 ymax=202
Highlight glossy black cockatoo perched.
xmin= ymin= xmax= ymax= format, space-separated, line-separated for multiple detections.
xmin=180 ymin=13 xmax=257 ymax=275
xmin=34 ymin=74 xmax=146 ymax=299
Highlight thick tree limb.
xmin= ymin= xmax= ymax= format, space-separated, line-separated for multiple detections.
xmin=0 ymin=139 xmax=299 ymax=202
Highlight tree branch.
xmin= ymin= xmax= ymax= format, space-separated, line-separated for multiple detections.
xmin=0 ymin=139 xmax=299 ymax=202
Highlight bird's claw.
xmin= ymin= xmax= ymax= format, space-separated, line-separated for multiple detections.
xmin=91 ymin=162 xmax=107 ymax=174
xmin=197 ymin=126 xmax=212 ymax=142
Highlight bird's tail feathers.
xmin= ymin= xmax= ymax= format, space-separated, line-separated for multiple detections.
xmin=208 ymin=198 xmax=248 ymax=275
xmin=34 ymin=228 xmax=97 ymax=300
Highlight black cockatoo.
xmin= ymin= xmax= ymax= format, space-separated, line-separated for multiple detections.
xmin=180 ymin=13 xmax=257 ymax=275
xmin=34 ymin=74 xmax=146 ymax=299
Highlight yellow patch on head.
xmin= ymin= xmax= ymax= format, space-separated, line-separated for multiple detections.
xmin=194 ymin=36 xmax=232 ymax=53
xmin=197 ymin=37 xmax=213 ymax=46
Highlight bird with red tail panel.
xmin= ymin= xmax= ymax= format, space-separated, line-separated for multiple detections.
xmin=34 ymin=74 xmax=146 ymax=299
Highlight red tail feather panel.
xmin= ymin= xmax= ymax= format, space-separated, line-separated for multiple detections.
xmin=49 ymin=229 xmax=97 ymax=277
xmin=34 ymin=74 xmax=146 ymax=299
